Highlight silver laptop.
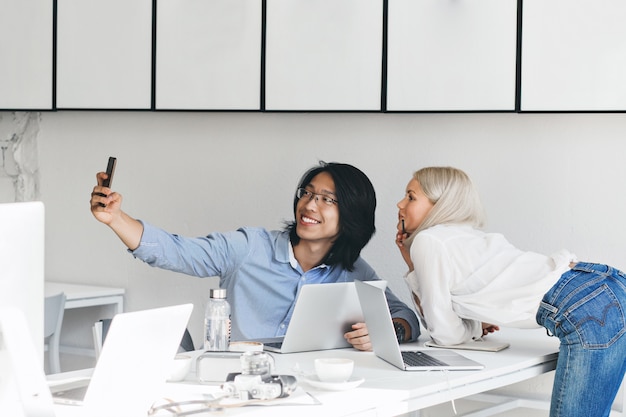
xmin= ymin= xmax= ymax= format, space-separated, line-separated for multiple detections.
xmin=49 ymin=303 xmax=193 ymax=416
xmin=354 ymin=280 xmax=484 ymax=371
xmin=258 ymin=281 xmax=386 ymax=353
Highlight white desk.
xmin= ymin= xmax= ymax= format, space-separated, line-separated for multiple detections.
xmin=45 ymin=282 xmax=125 ymax=314
xmin=45 ymin=282 xmax=125 ymax=357
xmin=51 ymin=327 xmax=565 ymax=417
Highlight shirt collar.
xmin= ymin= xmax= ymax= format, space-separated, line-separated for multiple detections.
xmin=284 ymin=234 xmax=330 ymax=271
xmin=288 ymin=241 xmax=299 ymax=269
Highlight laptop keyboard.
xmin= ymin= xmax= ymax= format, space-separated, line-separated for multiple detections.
xmin=402 ymin=351 xmax=447 ymax=367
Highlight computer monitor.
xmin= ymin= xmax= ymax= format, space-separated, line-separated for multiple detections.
xmin=0 ymin=201 xmax=53 ymax=417
xmin=0 ymin=201 xmax=45 ymax=361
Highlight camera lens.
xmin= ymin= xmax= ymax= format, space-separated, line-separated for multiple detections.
xmin=240 ymin=351 xmax=273 ymax=377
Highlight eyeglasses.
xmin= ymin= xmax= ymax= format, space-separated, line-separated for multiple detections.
xmin=296 ymin=188 xmax=338 ymax=207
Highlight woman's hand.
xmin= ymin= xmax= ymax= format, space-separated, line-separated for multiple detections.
xmin=344 ymin=322 xmax=372 ymax=351
xmin=395 ymin=230 xmax=414 ymax=271
xmin=482 ymin=322 xmax=500 ymax=336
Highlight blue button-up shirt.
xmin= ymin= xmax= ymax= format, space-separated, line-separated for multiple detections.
xmin=132 ymin=222 xmax=419 ymax=342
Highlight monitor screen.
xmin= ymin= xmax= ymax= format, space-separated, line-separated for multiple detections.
xmin=0 ymin=201 xmax=45 ymax=362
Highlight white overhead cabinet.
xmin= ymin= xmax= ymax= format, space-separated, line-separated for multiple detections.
xmin=155 ymin=0 xmax=262 ymax=110
xmin=0 ymin=0 xmax=53 ymax=109
xmin=521 ymin=0 xmax=626 ymax=111
xmin=265 ymin=0 xmax=383 ymax=111
xmin=386 ymin=0 xmax=518 ymax=111
xmin=56 ymin=0 xmax=152 ymax=109
xmin=13 ymin=0 xmax=626 ymax=113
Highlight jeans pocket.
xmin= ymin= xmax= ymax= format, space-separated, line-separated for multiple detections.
xmin=564 ymin=284 xmax=626 ymax=349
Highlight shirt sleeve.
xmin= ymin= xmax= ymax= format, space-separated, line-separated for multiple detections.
xmin=407 ymin=233 xmax=482 ymax=345
xmin=130 ymin=221 xmax=249 ymax=280
xmin=384 ymin=287 xmax=422 ymax=342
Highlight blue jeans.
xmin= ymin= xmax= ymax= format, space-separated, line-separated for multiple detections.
xmin=536 ymin=262 xmax=626 ymax=417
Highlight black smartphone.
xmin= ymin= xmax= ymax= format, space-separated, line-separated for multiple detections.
xmin=98 ymin=157 xmax=117 ymax=207
xmin=102 ymin=156 xmax=117 ymax=188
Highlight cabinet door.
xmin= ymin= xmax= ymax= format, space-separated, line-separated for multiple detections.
xmin=522 ymin=0 xmax=626 ymax=111
xmin=265 ymin=0 xmax=383 ymax=111
xmin=386 ymin=0 xmax=517 ymax=111
xmin=155 ymin=0 xmax=262 ymax=110
xmin=56 ymin=0 xmax=152 ymax=109
xmin=0 ymin=0 xmax=53 ymax=109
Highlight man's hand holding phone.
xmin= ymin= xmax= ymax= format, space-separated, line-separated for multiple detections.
xmin=89 ymin=156 xmax=144 ymax=251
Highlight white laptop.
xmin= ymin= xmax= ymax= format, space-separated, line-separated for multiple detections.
xmin=354 ymin=280 xmax=484 ymax=371
xmin=49 ymin=303 xmax=193 ymax=416
xmin=257 ymin=281 xmax=386 ymax=353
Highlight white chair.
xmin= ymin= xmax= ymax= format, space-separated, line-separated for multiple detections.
xmin=44 ymin=292 xmax=66 ymax=374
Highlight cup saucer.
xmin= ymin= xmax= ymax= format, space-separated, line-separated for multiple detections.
xmin=300 ymin=375 xmax=365 ymax=391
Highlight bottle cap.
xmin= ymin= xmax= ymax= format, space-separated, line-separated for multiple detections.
xmin=210 ymin=288 xmax=227 ymax=299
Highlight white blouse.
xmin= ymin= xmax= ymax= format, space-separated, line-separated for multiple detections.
xmin=405 ymin=224 xmax=576 ymax=346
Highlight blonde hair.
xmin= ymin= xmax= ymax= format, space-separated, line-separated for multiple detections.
xmin=405 ymin=167 xmax=485 ymax=246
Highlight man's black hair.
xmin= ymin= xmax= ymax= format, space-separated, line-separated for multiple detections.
xmin=285 ymin=161 xmax=376 ymax=271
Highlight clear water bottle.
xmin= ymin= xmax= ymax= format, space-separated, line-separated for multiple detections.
xmin=204 ymin=288 xmax=231 ymax=351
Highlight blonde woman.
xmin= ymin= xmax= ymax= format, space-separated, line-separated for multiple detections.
xmin=396 ymin=166 xmax=625 ymax=417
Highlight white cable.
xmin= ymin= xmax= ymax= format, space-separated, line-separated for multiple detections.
xmin=441 ymin=369 xmax=458 ymax=415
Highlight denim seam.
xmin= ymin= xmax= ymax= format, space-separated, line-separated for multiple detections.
xmin=548 ymin=270 xmax=585 ymax=301
xmin=553 ymin=343 xmax=571 ymax=416
xmin=551 ymin=276 xmax=605 ymax=314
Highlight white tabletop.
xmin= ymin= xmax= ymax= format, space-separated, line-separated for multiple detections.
xmin=45 ymin=281 xmax=125 ymax=315
xmin=210 ymin=327 xmax=559 ymax=416
xmin=52 ymin=327 xmax=560 ymax=417
xmin=45 ymin=281 xmax=125 ymax=300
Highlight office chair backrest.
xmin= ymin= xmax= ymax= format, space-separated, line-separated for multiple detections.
xmin=44 ymin=292 xmax=66 ymax=374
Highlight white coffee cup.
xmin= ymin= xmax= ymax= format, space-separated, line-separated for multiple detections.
xmin=314 ymin=358 xmax=354 ymax=382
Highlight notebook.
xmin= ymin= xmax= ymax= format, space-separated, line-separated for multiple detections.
xmin=354 ymin=280 xmax=484 ymax=371
xmin=424 ymin=338 xmax=510 ymax=352
xmin=257 ymin=281 xmax=386 ymax=353
xmin=49 ymin=303 xmax=193 ymax=416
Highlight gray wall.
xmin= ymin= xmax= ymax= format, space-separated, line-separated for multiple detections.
xmin=2 ymin=110 xmax=626 ymax=401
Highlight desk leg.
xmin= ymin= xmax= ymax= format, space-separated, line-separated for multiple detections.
xmin=114 ymin=297 xmax=124 ymax=315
